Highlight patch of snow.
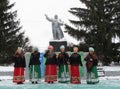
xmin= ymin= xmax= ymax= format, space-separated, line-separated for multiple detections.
xmin=99 ymin=76 xmax=120 ymax=80
xmin=0 ymin=66 xmax=14 ymax=72
xmin=102 ymin=66 xmax=120 ymax=71
xmin=0 ymin=76 xmax=12 ymax=80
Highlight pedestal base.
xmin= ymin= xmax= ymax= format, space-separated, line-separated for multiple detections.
xmin=49 ymin=41 xmax=67 ymax=52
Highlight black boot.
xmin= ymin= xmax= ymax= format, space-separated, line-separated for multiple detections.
xmin=32 ymin=81 xmax=34 ymax=84
xmin=35 ymin=81 xmax=38 ymax=84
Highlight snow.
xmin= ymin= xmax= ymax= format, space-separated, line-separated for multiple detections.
xmin=99 ymin=76 xmax=120 ymax=80
xmin=0 ymin=76 xmax=12 ymax=80
xmin=1 ymin=66 xmax=120 ymax=80
xmin=0 ymin=66 xmax=14 ymax=72
xmin=0 ymin=80 xmax=120 ymax=89
xmin=1 ymin=66 xmax=120 ymax=72
xmin=102 ymin=66 xmax=120 ymax=71
xmin=0 ymin=66 xmax=120 ymax=89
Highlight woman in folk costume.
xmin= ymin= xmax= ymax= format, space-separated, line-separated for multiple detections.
xmin=29 ymin=47 xmax=41 ymax=84
xmin=69 ymin=47 xmax=83 ymax=84
xmin=84 ymin=47 xmax=99 ymax=84
xmin=44 ymin=45 xmax=57 ymax=83
xmin=13 ymin=47 xmax=26 ymax=84
xmin=57 ymin=45 xmax=70 ymax=83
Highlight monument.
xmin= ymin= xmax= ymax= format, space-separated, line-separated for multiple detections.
xmin=45 ymin=14 xmax=64 ymax=40
xmin=45 ymin=14 xmax=67 ymax=52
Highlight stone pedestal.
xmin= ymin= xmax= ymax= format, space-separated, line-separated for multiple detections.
xmin=49 ymin=41 xmax=67 ymax=52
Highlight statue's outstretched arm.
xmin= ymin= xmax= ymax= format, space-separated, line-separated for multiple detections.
xmin=45 ymin=14 xmax=53 ymax=22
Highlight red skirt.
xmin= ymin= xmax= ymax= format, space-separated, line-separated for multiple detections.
xmin=13 ymin=67 xmax=25 ymax=83
xmin=45 ymin=65 xmax=57 ymax=82
xmin=71 ymin=65 xmax=81 ymax=84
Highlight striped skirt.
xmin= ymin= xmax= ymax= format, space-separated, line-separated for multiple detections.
xmin=87 ymin=66 xmax=99 ymax=84
xmin=13 ymin=67 xmax=25 ymax=83
xmin=58 ymin=65 xmax=70 ymax=83
xmin=45 ymin=64 xmax=57 ymax=82
xmin=29 ymin=65 xmax=41 ymax=82
xmin=71 ymin=65 xmax=81 ymax=84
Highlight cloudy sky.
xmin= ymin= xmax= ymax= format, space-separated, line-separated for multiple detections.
xmin=10 ymin=0 xmax=86 ymax=51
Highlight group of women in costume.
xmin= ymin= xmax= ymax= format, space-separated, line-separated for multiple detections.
xmin=12 ymin=45 xmax=99 ymax=85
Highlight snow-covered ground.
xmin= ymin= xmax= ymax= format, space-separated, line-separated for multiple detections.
xmin=0 ymin=66 xmax=14 ymax=72
xmin=102 ymin=66 xmax=120 ymax=71
xmin=0 ymin=66 xmax=120 ymax=89
xmin=1 ymin=66 xmax=120 ymax=72
xmin=0 ymin=80 xmax=120 ymax=89
xmin=0 ymin=66 xmax=120 ymax=80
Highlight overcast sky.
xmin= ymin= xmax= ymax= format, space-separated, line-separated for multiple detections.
xmin=10 ymin=0 xmax=86 ymax=51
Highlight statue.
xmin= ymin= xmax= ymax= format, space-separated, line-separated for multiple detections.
xmin=45 ymin=14 xmax=64 ymax=40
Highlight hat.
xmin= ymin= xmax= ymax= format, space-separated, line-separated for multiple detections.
xmin=33 ymin=47 xmax=38 ymax=51
xmin=89 ymin=47 xmax=94 ymax=52
xmin=48 ymin=45 xmax=54 ymax=49
xmin=60 ymin=45 xmax=65 ymax=50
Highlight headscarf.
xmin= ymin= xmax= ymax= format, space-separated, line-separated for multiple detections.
xmin=33 ymin=47 xmax=38 ymax=52
xmin=89 ymin=47 xmax=94 ymax=52
xmin=48 ymin=45 xmax=54 ymax=50
xmin=60 ymin=45 xmax=65 ymax=50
